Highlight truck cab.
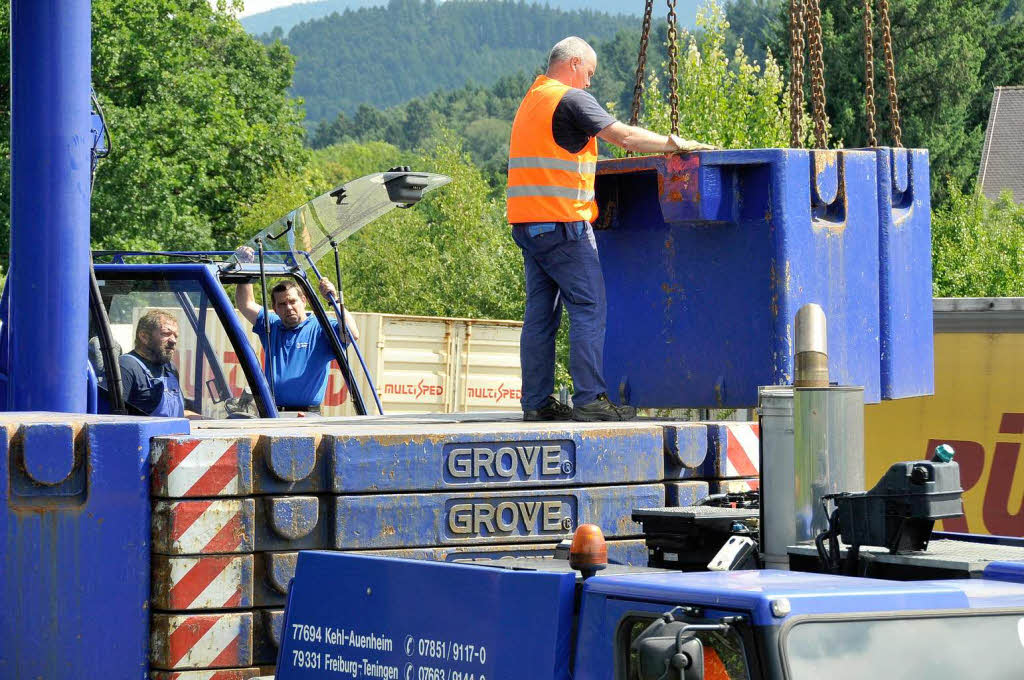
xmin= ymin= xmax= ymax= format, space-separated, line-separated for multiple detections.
xmin=0 ymin=169 xmax=450 ymax=418
xmin=86 ymin=255 xmax=358 ymax=419
xmin=274 ymin=534 xmax=1024 ymax=680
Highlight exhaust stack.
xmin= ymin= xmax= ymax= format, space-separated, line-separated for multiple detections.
xmin=759 ymin=304 xmax=865 ymax=570
xmin=793 ymin=303 xmax=829 ymax=387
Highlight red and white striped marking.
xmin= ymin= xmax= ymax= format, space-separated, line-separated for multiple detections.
xmin=151 ymin=612 xmax=253 ymax=670
xmin=153 ymin=555 xmax=253 ymax=611
xmin=724 ymin=423 xmax=760 ymax=487
xmin=152 ymin=499 xmax=255 ymax=555
xmin=152 ymin=437 xmax=249 ymax=498
xmin=150 ymin=668 xmax=264 ymax=680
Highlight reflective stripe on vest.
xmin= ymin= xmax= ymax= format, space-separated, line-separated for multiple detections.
xmin=506 ymin=75 xmax=599 ymax=224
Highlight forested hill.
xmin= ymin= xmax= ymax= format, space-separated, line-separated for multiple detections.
xmin=242 ymin=0 xmax=700 ymax=37
xmin=270 ymin=0 xmax=639 ymax=124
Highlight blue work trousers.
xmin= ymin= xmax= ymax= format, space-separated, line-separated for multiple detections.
xmin=512 ymin=221 xmax=607 ymax=410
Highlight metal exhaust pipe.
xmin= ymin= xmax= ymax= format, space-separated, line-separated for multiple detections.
xmin=794 ymin=303 xmax=829 ymax=387
xmin=759 ymin=304 xmax=864 ymax=569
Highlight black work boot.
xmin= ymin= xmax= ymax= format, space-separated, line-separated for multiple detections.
xmin=523 ymin=396 xmax=573 ymax=422
xmin=571 ymin=394 xmax=637 ymax=422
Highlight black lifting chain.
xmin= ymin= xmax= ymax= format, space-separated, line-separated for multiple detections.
xmin=665 ymin=0 xmax=681 ymax=135
xmin=629 ymin=0 xmax=656 ymax=127
xmin=879 ymin=0 xmax=903 ymax=146
xmin=788 ymin=0 xmax=806 ymax=147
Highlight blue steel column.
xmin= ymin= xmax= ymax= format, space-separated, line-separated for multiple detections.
xmin=9 ymin=0 xmax=92 ymax=412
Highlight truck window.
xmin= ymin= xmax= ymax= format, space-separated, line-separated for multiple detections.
xmin=783 ymin=612 xmax=1024 ymax=679
xmin=621 ymin=615 xmax=751 ymax=680
xmin=96 ymin=277 xmax=258 ymax=418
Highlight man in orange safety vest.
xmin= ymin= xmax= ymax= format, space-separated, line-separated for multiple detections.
xmin=508 ymin=36 xmax=713 ymax=422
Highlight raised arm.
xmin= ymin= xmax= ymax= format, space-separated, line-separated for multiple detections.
xmin=233 ymin=246 xmax=262 ymax=326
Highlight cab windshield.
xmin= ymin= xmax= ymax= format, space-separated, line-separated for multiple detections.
xmin=93 ymin=275 xmax=261 ymax=418
xmin=784 ymin=612 xmax=1024 ymax=678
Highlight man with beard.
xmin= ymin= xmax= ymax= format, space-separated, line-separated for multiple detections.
xmin=119 ymin=310 xmax=188 ymax=417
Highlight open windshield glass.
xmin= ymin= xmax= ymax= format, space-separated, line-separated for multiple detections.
xmin=238 ymin=171 xmax=451 ymax=268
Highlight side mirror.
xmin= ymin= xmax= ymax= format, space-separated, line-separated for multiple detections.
xmin=632 ymin=618 xmax=706 ymax=680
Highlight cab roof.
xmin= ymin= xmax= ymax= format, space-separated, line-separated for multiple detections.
xmin=583 ymin=568 xmax=1024 ymax=626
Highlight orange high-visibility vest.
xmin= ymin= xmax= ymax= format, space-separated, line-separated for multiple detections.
xmin=507 ymin=75 xmax=599 ymax=224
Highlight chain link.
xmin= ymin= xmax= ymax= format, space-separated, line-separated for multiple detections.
xmin=666 ymin=0 xmax=681 ymax=135
xmin=629 ymin=0 xmax=655 ymax=127
xmin=862 ymin=0 xmax=877 ymax=147
xmin=788 ymin=0 xmax=806 ymax=147
xmin=878 ymin=0 xmax=903 ymax=146
xmin=805 ymin=0 xmax=828 ymax=148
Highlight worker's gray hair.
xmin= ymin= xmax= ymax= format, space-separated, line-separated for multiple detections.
xmin=547 ymin=36 xmax=595 ymax=69
xmin=135 ymin=310 xmax=178 ymax=342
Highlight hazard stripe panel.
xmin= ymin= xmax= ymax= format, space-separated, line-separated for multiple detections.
xmin=151 ymin=437 xmax=252 ymax=498
xmin=152 ymin=555 xmax=254 ymax=611
xmin=332 ymin=483 xmax=665 ymax=549
xmin=152 ymin=499 xmax=256 ymax=555
xmin=149 ymin=667 xmax=269 ymax=680
xmin=150 ymin=612 xmax=253 ymax=671
xmin=723 ymin=423 xmax=760 ymax=478
xmin=150 ymin=433 xmax=322 ymax=498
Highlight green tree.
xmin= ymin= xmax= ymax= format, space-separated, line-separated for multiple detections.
xmin=931 ymin=184 xmax=1024 ymax=297
xmin=635 ymin=0 xmax=807 ymax=148
xmin=725 ymin=0 xmax=785 ymax=67
xmin=319 ymin=133 xmax=523 ymax=321
xmin=0 ymin=0 xmax=309 ymax=261
xmin=766 ymin=0 xmax=1024 ymax=204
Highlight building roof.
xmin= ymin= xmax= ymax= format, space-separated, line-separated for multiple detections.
xmin=978 ymin=86 xmax=1024 ymax=203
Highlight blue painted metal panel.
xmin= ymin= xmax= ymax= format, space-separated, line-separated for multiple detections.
xmin=917 ymin=577 xmax=1024 ymax=611
xmin=333 ymin=484 xmax=665 ymax=549
xmin=874 ymin=147 xmax=934 ymax=399
xmin=662 ymin=422 xmax=708 ymax=470
xmin=256 ymin=495 xmax=330 ymax=551
xmin=983 ymin=561 xmax=1024 ymax=584
xmin=582 ymin=569 xmax=969 ymax=627
xmin=665 ymin=481 xmax=710 ymax=506
xmin=276 ymin=552 xmax=575 ymax=680
xmin=327 ymin=424 xmax=663 ymax=492
xmin=0 ymin=414 xmax=188 ymax=678
xmin=255 ymin=540 xmax=648 ymax=606
xmin=594 ymin=150 xmax=881 ymax=407
xmin=8 ymin=0 xmax=92 ymax=412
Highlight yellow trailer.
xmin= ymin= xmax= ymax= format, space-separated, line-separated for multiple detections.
xmin=865 ymin=298 xmax=1024 ymax=535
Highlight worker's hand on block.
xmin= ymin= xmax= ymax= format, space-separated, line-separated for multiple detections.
xmin=669 ymin=134 xmax=716 ymax=153
xmin=234 ymin=245 xmax=256 ymax=263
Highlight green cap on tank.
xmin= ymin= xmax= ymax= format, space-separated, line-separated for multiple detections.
xmin=933 ymin=443 xmax=955 ymax=463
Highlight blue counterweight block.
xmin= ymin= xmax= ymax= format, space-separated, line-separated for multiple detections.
xmin=875 ymin=147 xmax=934 ymax=399
xmin=593 ymin=150 xmax=881 ymax=408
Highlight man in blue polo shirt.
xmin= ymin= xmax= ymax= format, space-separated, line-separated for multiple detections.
xmin=235 ymin=248 xmax=358 ymax=412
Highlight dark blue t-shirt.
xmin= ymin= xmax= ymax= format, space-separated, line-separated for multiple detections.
xmin=551 ymin=88 xmax=618 ymax=154
xmin=255 ymin=310 xmax=340 ymax=407
xmin=119 ymin=350 xmax=181 ymax=414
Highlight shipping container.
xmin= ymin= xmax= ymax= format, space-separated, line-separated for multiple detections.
xmin=864 ymin=298 xmax=1024 ymax=536
xmin=112 ymin=310 xmax=524 ymax=417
